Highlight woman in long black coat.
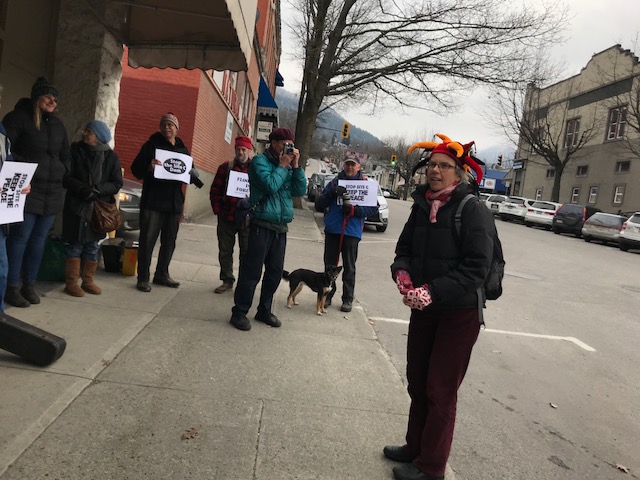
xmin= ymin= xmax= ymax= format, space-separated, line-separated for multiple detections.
xmin=2 ymin=77 xmax=70 ymax=308
xmin=62 ymin=120 xmax=122 ymax=297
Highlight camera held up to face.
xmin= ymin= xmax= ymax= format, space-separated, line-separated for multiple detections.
xmin=284 ymin=143 xmax=295 ymax=155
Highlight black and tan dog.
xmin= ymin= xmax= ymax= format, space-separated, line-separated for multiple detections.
xmin=282 ymin=266 xmax=343 ymax=315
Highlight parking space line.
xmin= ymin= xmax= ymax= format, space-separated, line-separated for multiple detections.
xmin=368 ymin=317 xmax=596 ymax=352
xmin=484 ymin=329 xmax=597 ymax=352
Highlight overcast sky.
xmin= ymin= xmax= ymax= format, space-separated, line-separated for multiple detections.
xmin=277 ymin=0 xmax=640 ymax=152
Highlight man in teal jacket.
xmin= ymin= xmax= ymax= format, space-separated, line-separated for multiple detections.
xmin=230 ymin=128 xmax=306 ymax=331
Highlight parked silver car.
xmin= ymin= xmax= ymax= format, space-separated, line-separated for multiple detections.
xmin=118 ymin=178 xmax=142 ymax=232
xmin=619 ymin=212 xmax=640 ymax=252
xmin=581 ymin=212 xmax=627 ymax=245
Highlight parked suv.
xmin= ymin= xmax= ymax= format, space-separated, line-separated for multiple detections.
xmin=498 ymin=196 xmax=536 ymax=223
xmin=552 ymin=203 xmax=601 ymax=237
xmin=619 ymin=212 xmax=640 ymax=252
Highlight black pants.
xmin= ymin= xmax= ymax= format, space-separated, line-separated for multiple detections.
xmin=232 ymin=224 xmax=286 ymax=317
xmin=324 ymin=233 xmax=359 ymax=303
xmin=217 ymin=217 xmax=249 ymax=284
xmin=137 ymin=209 xmax=181 ymax=282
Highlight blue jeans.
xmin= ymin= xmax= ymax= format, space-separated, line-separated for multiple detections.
xmin=66 ymin=241 xmax=100 ymax=261
xmin=0 ymin=227 xmax=7 ymax=312
xmin=6 ymin=213 xmax=56 ymax=287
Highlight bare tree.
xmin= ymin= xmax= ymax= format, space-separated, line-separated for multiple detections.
xmin=371 ymin=136 xmax=423 ymax=199
xmin=287 ymin=0 xmax=567 ymax=162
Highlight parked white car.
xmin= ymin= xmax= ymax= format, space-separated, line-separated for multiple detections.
xmin=618 ymin=212 xmax=640 ymax=251
xmin=364 ymin=184 xmax=389 ymax=232
xmin=498 ymin=196 xmax=536 ymax=223
xmin=485 ymin=194 xmax=508 ymax=215
xmin=524 ymin=201 xmax=562 ymax=230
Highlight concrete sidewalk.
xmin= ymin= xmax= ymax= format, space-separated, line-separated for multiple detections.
xmin=0 ymin=209 xmax=452 ymax=479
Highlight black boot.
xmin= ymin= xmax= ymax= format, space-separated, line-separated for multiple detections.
xmin=20 ymin=284 xmax=41 ymax=304
xmin=5 ymin=286 xmax=31 ymax=308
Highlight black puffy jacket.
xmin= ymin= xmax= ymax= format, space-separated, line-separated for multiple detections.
xmin=391 ymin=183 xmax=495 ymax=310
xmin=2 ymin=98 xmax=71 ymax=215
xmin=130 ymin=132 xmax=190 ymax=214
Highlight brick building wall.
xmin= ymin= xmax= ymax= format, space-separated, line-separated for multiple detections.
xmin=114 ymin=48 xmax=200 ymax=181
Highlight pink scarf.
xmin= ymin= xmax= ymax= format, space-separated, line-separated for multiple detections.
xmin=425 ymin=182 xmax=459 ymax=223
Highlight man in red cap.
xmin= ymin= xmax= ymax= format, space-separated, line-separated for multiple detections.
xmin=209 ymin=135 xmax=253 ymax=293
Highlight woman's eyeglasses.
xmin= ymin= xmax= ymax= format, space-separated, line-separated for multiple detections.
xmin=426 ymin=161 xmax=456 ymax=171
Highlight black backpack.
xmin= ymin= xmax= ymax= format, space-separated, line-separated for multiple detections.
xmin=454 ymin=194 xmax=505 ymax=301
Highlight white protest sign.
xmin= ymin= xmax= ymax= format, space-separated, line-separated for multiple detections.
xmin=0 ymin=161 xmax=38 ymax=224
xmin=337 ymin=179 xmax=378 ymax=207
xmin=226 ymin=171 xmax=250 ymax=198
xmin=154 ymin=149 xmax=193 ymax=184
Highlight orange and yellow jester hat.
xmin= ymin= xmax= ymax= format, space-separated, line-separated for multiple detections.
xmin=408 ymin=134 xmax=484 ymax=184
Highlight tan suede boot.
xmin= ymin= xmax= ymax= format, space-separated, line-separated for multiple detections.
xmin=81 ymin=259 xmax=102 ymax=295
xmin=64 ymin=258 xmax=84 ymax=297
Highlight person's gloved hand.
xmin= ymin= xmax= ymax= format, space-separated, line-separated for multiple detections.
xmin=403 ymin=286 xmax=433 ymax=310
xmin=330 ymin=185 xmax=347 ymax=197
xmin=342 ymin=204 xmax=363 ymax=217
xmin=394 ymin=270 xmax=413 ymax=295
xmin=342 ymin=203 xmax=354 ymax=216
xmin=84 ymin=188 xmax=99 ymax=202
xmin=79 ymin=185 xmax=93 ymax=199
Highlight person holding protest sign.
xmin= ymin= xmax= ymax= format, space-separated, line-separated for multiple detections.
xmin=1 ymin=85 xmax=31 ymax=313
xmin=2 ymin=77 xmax=70 ymax=308
xmin=229 ymin=127 xmax=306 ymax=331
xmin=62 ymin=120 xmax=122 ymax=297
xmin=131 ymin=112 xmax=200 ymax=293
xmin=315 ymin=157 xmax=378 ymax=312
xmin=209 ymin=135 xmax=253 ymax=294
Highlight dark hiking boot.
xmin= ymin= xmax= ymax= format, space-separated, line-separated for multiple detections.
xmin=254 ymin=311 xmax=281 ymax=327
xmin=230 ymin=314 xmax=251 ymax=331
xmin=383 ymin=445 xmax=414 ymax=463
xmin=5 ymin=287 xmax=30 ymax=308
xmin=20 ymin=284 xmax=40 ymax=304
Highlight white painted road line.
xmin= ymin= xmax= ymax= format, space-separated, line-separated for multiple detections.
xmin=484 ymin=328 xmax=597 ymax=352
xmin=369 ymin=317 xmax=409 ymax=324
xmin=368 ymin=318 xmax=596 ymax=352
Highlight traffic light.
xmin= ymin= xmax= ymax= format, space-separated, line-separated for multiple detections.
xmin=341 ymin=122 xmax=351 ymax=139
xmin=390 ymin=154 xmax=397 ymax=166
xmin=497 ymin=154 xmax=503 ymax=168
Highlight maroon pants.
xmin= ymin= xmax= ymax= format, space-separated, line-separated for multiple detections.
xmin=404 ymin=308 xmax=480 ymax=477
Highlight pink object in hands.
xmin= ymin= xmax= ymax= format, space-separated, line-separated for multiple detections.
xmin=402 ymin=286 xmax=433 ymax=310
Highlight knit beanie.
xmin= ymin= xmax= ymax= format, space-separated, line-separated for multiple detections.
xmin=268 ymin=127 xmax=295 ymax=143
xmin=160 ymin=112 xmax=179 ymax=130
xmin=235 ymin=136 xmax=253 ymax=150
xmin=86 ymin=120 xmax=112 ymax=144
xmin=31 ymin=77 xmax=59 ymax=100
